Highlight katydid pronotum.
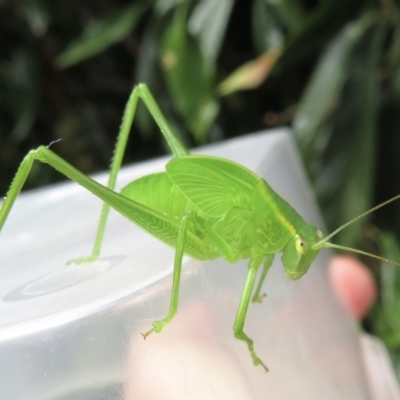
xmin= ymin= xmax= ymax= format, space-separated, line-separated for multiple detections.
xmin=1 ymin=84 xmax=400 ymax=372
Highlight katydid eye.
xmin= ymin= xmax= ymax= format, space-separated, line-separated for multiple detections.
xmin=295 ymin=236 xmax=309 ymax=255
xmin=316 ymin=228 xmax=324 ymax=240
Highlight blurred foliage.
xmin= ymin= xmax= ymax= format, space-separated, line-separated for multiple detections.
xmin=1 ymin=0 xmax=400 ymax=381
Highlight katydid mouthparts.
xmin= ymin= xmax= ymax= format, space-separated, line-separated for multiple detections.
xmin=1 ymin=83 xmax=399 ymax=372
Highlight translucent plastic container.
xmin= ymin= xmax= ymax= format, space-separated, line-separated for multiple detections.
xmin=0 ymin=130 xmax=373 ymax=399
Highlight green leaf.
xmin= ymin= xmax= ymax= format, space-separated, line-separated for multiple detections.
xmin=262 ymin=0 xmax=304 ymax=31
xmin=134 ymin=20 xmax=163 ymax=137
xmin=55 ymin=3 xmax=149 ymax=69
xmin=252 ymin=0 xmax=285 ymax=53
xmin=155 ymin=0 xmax=183 ymax=15
xmin=161 ymin=10 xmax=218 ymax=143
xmin=293 ymin=11 xmax=376 ymax=159
xmin=20 ymin=0 xmax=50 ymax=37
xmin=188 ymin=0 xmax=234 ymax=62
xmin=279 ymin=0 xmax=366 ymax=69
xmin=337 ymin=37 xmax=382 ymax=245
xmin=315 ymin=22 xmax=384 ymax=247
xmin=376 ymin=232 xmax=400 ymax=348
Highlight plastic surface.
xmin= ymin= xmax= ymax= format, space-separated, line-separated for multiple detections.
xmin=0 ymin=130 xmax=372 ymax=399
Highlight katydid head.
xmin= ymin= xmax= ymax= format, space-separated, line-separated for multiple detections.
xmin=281 ymin=224 xmax=324 ymax=280
xmin=282 ymin=194 xmax=400 ymax=279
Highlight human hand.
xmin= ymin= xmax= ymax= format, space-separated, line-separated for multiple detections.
xmin=125 ymin=256 xmax=379 ymax=399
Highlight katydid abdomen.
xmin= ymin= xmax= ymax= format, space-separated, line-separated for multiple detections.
xmin=121 ymin=170 xmax=253 ymax=262
xmin=121 ymin=171 xmax=220 ymax=261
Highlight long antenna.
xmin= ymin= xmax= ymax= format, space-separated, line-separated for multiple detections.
xmin=322 ymin=242 xmax=400 ymax=267
xmin=314 ymin=193 xmax=400 ymax=247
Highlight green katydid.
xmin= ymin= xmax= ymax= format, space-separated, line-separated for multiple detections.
xmin=1 ymin=83 xmax=399 ymax=372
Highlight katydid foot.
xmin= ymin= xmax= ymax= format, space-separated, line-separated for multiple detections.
xmin=251 ymin=292 xmax=268 ymax=303
xmin=234 ymin=329 xmax=269 ymax=372
xmin=141 ymin=319 xmax=171 ymax=339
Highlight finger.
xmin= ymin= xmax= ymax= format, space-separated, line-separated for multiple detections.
xmin=328 ymin=256 xmax=377 ymax=319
